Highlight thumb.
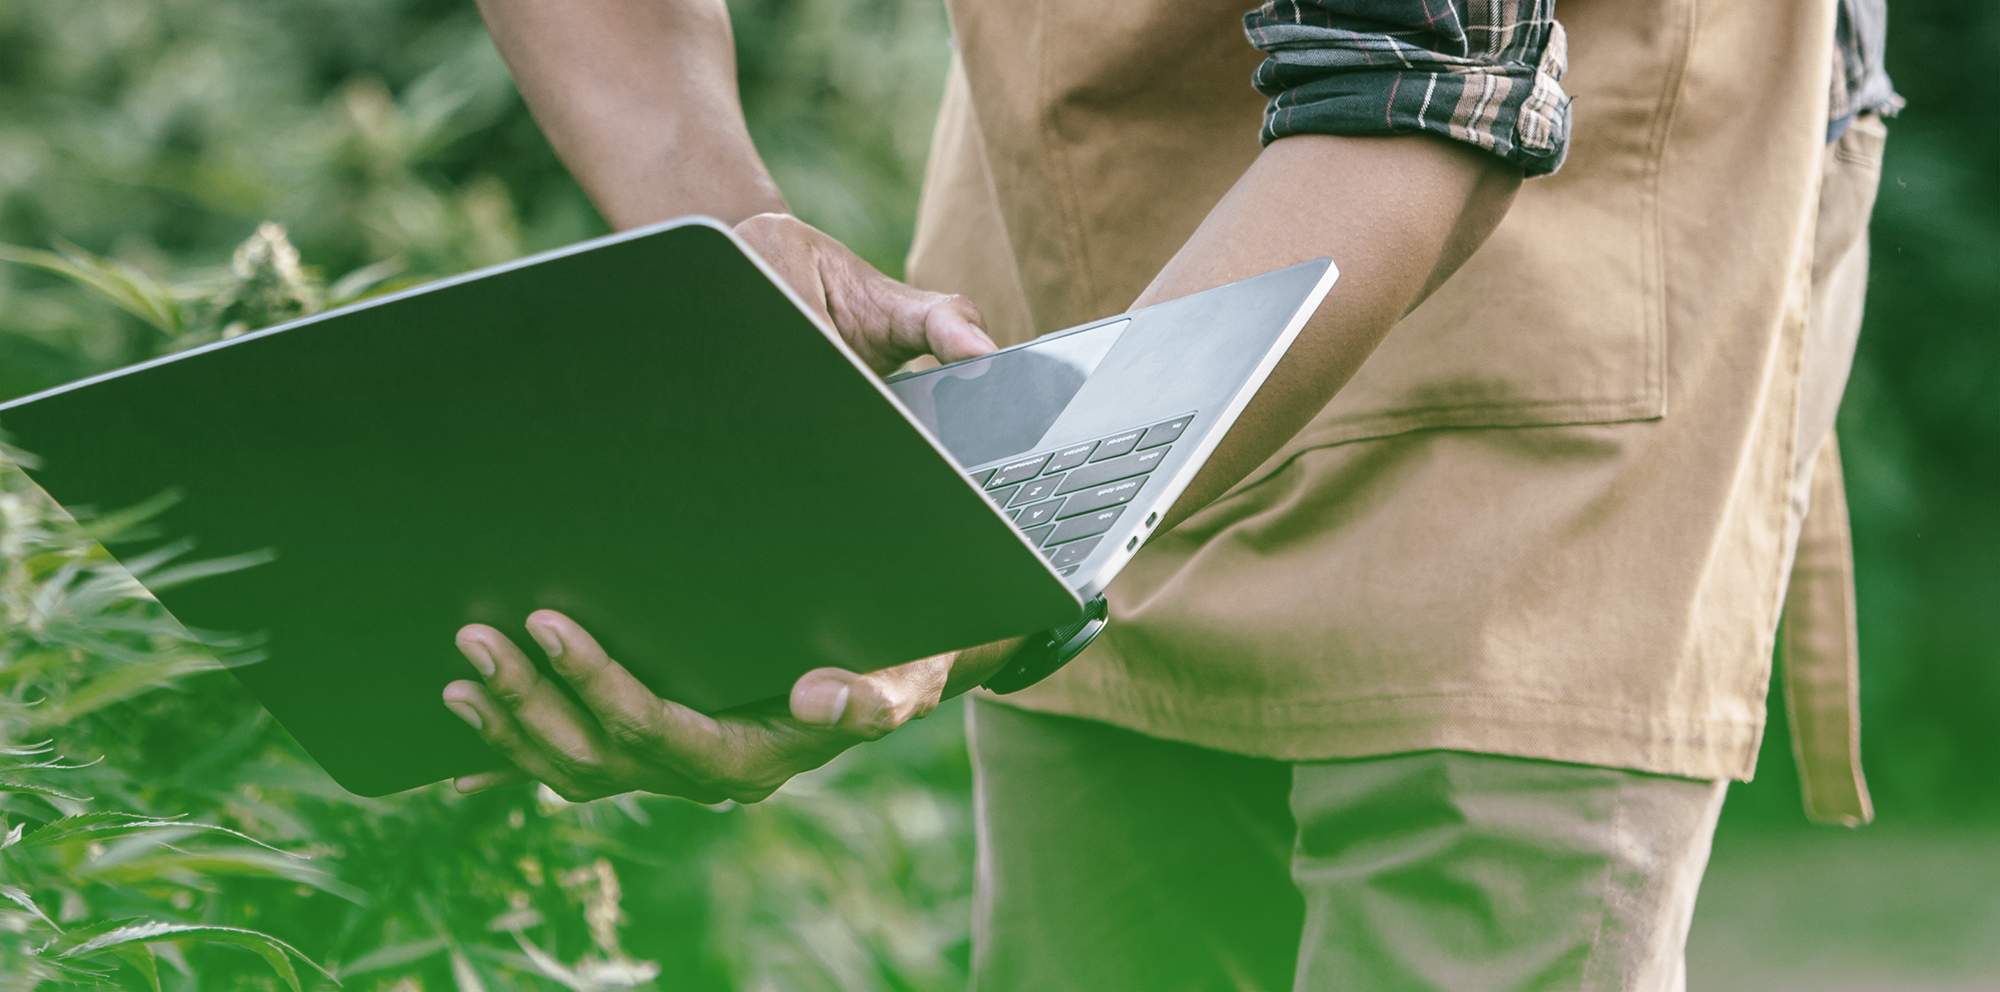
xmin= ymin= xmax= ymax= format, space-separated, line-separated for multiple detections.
xmin=789 ymin=655 xmax=953 ymax=739
xmin=821 ymin=256 xmax=996 ymax=371
xmin=918 ymin=292 xmax=998 ymax=365
xmin=790 ymin=669 xmax=859 ymax=727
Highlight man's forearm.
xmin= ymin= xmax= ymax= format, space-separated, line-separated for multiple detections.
xmin=1144 ymin=133 xmax=1521 ymax=532
xmin=932 ymin=135 xmax=1519 ymax=695
xmin=476 ymin=0 xmax=785 ymax=229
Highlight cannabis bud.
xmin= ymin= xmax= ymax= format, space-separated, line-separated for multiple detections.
xmin=213 ymin=221 xmax=322 ymax=339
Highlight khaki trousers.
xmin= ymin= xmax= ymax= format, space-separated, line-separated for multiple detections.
xmin=969 ymin=698 xmax=1728 ymax=992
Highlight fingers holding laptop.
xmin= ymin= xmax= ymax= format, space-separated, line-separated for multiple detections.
xmin=442 ymin=610 xmax=966 ymax=804
xmin=443 ymin=621 xmax=730 ymax=803
xmin=733 ymin=213 xmax=996 ymax=374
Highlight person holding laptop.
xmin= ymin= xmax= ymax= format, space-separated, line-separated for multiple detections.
xmin=437 ymin=0 xmax=1898 ymax=987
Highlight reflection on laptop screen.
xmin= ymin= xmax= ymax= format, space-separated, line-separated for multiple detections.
xmin=888 ymin=319 xmax=1129 ymax=467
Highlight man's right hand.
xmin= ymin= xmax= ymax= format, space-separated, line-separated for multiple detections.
xmin=475 ymin=2 xmax=992 ymax=374
xmin=732 ymin=212 xmax=995 ymax=375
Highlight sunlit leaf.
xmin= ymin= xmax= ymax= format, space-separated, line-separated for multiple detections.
xmin=0 ymin=779 xmax=90 ymax=802
xmin=105 ymin=537 xmax=197 ymax=581
xmin=510 ymin=931 xmax=596 ymax=992
xmin=65 ymin=490 xmax=183 ymax=547
xmin=88 ymin=849 xmax=367 ymax=905
xmin=336 ymin=937 xmax=445 ymax=977
xmin=0 ymin=883 xmax=59 ymax=931
xmin=139 ymin=547 xmax=277 ymax=591
xmin=485 ymin=906 xmax=541 ymax=932
xmin=503 ymin=928 xmax=659 ymax=992
xmin=0 ymin=243 xmax=189 ymax=337
xmin=448 ymin=947 xmax=488 ymax=992
xmin=0 ymin=756 xmax=103 ymax=773
xmin=23 ymin=656 xmax=226 ymax=730
xmin=12 ymin=811 xmax=156 ymax=843
xmin=31 ymin=955 xmax=114 ymax=984
xmin=22 ymin=813 xmax=301 ymax=857
xmin=32 ymin=916 xmax=136 ymax=955
xmin=39 ymin=919 xmax=334 ymax=991
xmin=326 ymin=258 xmax=406 ymax=305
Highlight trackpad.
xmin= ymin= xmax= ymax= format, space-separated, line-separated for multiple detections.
xmin=888 ymin=319 xmax=1128 ymax=466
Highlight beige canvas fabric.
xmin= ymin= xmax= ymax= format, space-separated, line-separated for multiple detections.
xmin=907 ymin=0 xmax=1877 ymax=813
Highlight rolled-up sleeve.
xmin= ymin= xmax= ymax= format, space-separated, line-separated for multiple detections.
xmin=1244 ymin=0 xmax=1572 ymax=176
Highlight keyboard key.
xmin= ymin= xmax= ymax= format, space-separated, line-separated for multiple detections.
xmin=1045 ymin=441 xmax=1098 ymax=473
xmin=1091 ymin=429 xmax=1145 ymax=460
xmin=1022 ymin=523 xmax=1055 ymax=546
xmin=1008 ymin=508 xmax=1023 ymax=521
xmin=1050 ymin=536 xmax=1102 ymax=569
xmin=970 ymin=468 xmax=996 ymax=488
xmin=1054 ymin=445 xmax=1169 ymax=495
xmin=1010 ymin=473 xmax=1065 ymax=506
xmin=1059 ymin=565 xmax=1080 ymax=576
xmin=1139 ymin=415 xmax=1193 ymax=449
xmin=1015 ymin=498 xmax=1065 ymax=528
xmin=1056 ymin=477 xmax=1146 ymax=518
xmin=986 ymin=483 xmax=1020 ymax=506
xmin=989 ymin=453 xmax=1051 ymax=488
xmin=1047 ymin=506 xmax=1123 ymax=545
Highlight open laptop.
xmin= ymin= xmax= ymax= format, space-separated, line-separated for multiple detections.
xmin=0 ymin=217 xmax=1335 ymax=796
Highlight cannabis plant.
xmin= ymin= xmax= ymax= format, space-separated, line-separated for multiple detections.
xmin=0 ymin=220 xmax=975 ymax=991
xmin=0 ymin=223 xmax=401 ymax=359
xmin=0 ymin=455 xmax=338 ymax=989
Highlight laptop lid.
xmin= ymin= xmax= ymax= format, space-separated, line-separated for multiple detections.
xmin=0 ymin=217 xmax=1081 ymax=796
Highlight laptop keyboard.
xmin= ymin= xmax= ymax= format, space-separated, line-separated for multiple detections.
xmin=967 ymin=413 xmax=1194 ymax=576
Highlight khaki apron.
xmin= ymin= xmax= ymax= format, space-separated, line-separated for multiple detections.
xmin=909 ymin=0 xmax=1875 ymax=824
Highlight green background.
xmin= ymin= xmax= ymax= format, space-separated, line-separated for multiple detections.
xmin=0 ymin=0 xmax=1994 ymax=988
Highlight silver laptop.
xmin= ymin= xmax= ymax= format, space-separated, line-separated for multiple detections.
xmin=887 ymin=264 xmax=1335 ymax=598
xmin=0 ymin=217 xmax=1334 ymax=795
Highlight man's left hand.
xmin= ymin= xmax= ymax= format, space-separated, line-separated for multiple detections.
xmin=440 ymin=610 xmax=1006 ymax=803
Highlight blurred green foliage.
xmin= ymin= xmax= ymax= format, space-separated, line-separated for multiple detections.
xmin=0 ymin=0 xmax=969 ymax=989
xmin=0 ymin=0 xmax=945 ymax=376
xmin=0 ymin=0 xmax=1992 ymax=987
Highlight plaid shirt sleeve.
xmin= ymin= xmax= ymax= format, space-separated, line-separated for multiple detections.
xmin=1829 ymin=0 xmax=1903 ymax=142
xmin=1243 ymin=0 xmax=1572 ymax=177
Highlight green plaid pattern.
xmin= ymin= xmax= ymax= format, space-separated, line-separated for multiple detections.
xmin=1244 ymin=0 xmax=1571 ymax=176
xmin=1245 ymin=0 xmax=1902 ymax=176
